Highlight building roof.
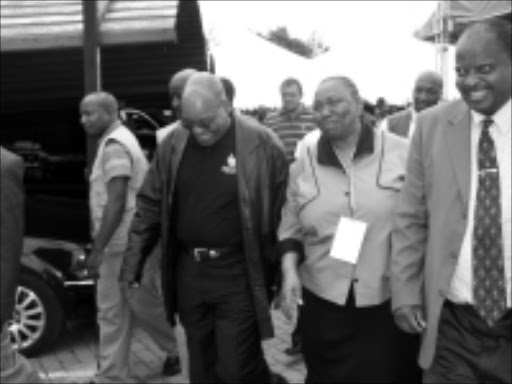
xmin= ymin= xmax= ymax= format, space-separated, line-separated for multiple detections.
xmin=1 ymin=0 xmax=179 ymax=51
xmin=415 ymin=0 xmax=511 ymax=43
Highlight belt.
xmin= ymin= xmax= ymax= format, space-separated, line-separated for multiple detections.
xmin=183 ymin=244 xmax=242 ymax=262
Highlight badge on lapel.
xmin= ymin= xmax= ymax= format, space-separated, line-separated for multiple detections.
xmin=221 ymin=153 xmax=237 ymax=175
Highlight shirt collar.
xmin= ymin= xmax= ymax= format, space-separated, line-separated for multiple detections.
xmin=470 ymin=98 xmax=511 ymax=135
xmin=99 ymin=119 xmax=122 ymax=142
xmin=317 ymin=118 xmax=375 ymax=171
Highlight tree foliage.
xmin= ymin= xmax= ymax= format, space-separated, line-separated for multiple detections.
xmin=257 ymin=26 xmax=330 ymax=59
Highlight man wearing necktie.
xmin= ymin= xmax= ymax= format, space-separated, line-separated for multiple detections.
xmin=391 ymin=19 xmax=511 ymax=383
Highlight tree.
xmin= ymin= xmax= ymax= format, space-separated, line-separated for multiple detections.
xmin=257 ymin=26 xmax=330 ymax=59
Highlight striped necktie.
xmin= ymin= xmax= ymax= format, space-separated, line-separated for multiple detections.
xmin=472 ymin=117 xmax=507 ymax=327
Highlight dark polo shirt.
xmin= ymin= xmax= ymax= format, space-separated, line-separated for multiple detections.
xmin=174 ymin=122 xmax=242 ymax=247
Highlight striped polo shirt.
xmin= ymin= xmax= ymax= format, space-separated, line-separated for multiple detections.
xmin=264 ymin=104 xmax=317 ymax=161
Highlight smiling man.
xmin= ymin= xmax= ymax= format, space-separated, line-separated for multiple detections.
xmin=120 ymin=72 xmax=289 ymax=383
xmin=382 ymin=70 xmax=443 ymax=139
xmin=391 ymin=18 xmax=511 ymax=384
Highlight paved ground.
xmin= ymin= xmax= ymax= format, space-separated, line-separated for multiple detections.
xmin=29 ymin=309 xmax=306 ymax=383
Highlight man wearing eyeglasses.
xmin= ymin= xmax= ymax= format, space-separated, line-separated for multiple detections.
xmin=120 ymin=72 xmax=289 ymax=383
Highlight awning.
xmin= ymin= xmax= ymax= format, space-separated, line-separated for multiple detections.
xmin=1 ymin=0 xmax=178 ymax=51
xmin=415 ymin=0 xmax=511 ymax=43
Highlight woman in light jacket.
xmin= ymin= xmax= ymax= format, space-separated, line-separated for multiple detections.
xmin=278 ymin=76 xmax=420 ymax=383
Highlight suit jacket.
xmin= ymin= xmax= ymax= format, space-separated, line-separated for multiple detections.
xmin=391 ymin=100 xmax=473 ymax=369
xmin=387 ymin=108 xmax=413 ymax=138
xmin=120 ymin=112 xmax=289 ymax=339
xmin=1 ymin=147 xmax=25 ymax=327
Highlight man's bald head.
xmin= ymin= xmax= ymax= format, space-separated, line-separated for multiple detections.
xmin=413 ymin=70 xmax=443 ymax=112
xmin=181 ymin=72 xmax=231 ymax=146
xmin=80 ymin=91 xmax=119 ymax=137
xmin=81 ymin=91 xmax=119 ymax=115
xmin=182 ymin=72 xmax=228 ymax=108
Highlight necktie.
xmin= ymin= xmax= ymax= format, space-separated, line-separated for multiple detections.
xmin=472 ymin=117 xmax=507 ymax=327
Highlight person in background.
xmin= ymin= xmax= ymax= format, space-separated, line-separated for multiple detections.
xmin=264 ymin=77 xmax=316 ymax=356
xmin=220 ymin=77 xmax=236 ymax=107
xmin=81 ymin=92 xmax=179 ymax=383
xmin=279 ymin=75 xmax=420 ymax=383
xmin=1 ymin=147 xmax=42 ymax=383
xmin=264 ymin=78 xmax=317 ymax=164
xmin=381 ymin=70 xmax=443 ymax=139
xmin=157 ymin=68 xmax=198 ymax=144
xmin=120 ymin=72 xmax=289 ymax=384
xmin=391 ymin=19 xmax=511 ymax=384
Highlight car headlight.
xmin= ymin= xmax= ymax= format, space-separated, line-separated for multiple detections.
xmin=71 ymin=249 xmax=89 ymax=277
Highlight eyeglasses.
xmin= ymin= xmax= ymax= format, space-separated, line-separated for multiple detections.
xmin=181 ymin=112 xmax=219 ymax=131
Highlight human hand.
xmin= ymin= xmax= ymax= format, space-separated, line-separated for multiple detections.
xmin=85 ymin=249 xmax=103 ymax=279
xmin=393 ymin=305 xmax=426 ymax=334
xmin=280 ymin=269 xmax=302 ymax=322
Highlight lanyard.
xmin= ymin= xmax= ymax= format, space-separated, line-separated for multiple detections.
xmin=347 ymin=165 xmax=356 ymax=216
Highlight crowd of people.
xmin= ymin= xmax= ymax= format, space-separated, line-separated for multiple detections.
xmin=1 ymin=17 xmax=510 ymax=384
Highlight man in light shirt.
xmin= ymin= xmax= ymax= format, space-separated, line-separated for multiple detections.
xmin=382 ymin=71 xmax=443 ymax=139
xmin=391 ymin=19 xmax=511 ymax=383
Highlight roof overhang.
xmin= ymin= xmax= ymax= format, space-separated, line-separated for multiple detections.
xmin=1 ymin=0 xmax=178 ymax=52
xmin=414 ymin=0 xmax=511 ymax=44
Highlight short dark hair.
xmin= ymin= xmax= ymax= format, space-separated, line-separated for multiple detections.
xmin=220 ymin=77 xmax=236 ymax=104
xmin=459 ymin=18 xmax=512 ymax=59
xmin=280 ymin=77 xmax=303 ymax=95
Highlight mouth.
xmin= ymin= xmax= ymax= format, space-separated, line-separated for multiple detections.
xmin=194 ymin=132 xmax=214 ymax=144
xmin=466 ymin=90 xmax=489 ymax=103
xmin=321 ymin=120 xmax=339 ymax=128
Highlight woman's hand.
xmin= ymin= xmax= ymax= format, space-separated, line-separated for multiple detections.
xmin=280 ymin=252 xmax=302 ymax=322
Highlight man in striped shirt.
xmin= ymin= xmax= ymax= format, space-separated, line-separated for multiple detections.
xmin=264 ymin=78 xmax=317 ymax=162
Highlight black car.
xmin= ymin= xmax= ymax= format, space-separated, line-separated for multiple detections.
xmin=8 ymin=237 xmax=96 ymax=356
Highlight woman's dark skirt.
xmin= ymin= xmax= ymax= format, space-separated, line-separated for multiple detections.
xmin=299 ymin=286 xmax=422 ymax=383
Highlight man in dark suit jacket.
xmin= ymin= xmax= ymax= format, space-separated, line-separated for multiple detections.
xmin=1 ymin=147 xmax=41 ymax=383
xmin=384 ymin=71 xmax=443 ymax=138
xmin=391 ymin=19 xmax=511 ymax=383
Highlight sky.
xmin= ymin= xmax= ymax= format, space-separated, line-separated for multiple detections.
xmin=199 ymin=1 xmax=457 ymax=108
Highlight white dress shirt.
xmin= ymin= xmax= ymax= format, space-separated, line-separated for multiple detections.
xmin=449 ymin=99 xmax=512 ymax=307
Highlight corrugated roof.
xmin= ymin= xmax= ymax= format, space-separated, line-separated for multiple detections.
xmin=0 ymin=0 xmax=179 ymax=51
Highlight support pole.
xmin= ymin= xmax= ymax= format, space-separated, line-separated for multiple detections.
xmin=439 ymin=0 xmax=450 ymax=100
xmin=82 ymin=0 xmax=102 ymax=172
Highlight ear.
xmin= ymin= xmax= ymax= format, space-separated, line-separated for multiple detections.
xmin=220 ymin=98 xmax=232 ymax=114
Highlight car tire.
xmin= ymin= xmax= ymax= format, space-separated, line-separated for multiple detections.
xmin=8 ymin=272 xmax=65 ymax=356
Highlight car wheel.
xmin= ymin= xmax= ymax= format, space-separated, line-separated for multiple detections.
xmin=7 ymin=272 xmax=64 ymax=356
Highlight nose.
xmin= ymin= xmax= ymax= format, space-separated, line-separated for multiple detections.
xmin=417 ymin=91 xmax=429 ymax=101
xmin=461 ymin=73 xmax=479 ymax=89
xmin=317 ymin=104 xmax=331 ymax=119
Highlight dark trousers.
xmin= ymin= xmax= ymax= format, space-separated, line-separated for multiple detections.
xmin=176 ymin=250 xmax=270 ymax=384
xmin=424 ymin=301 xmax=511 ymax=384
xmin=300 ymin=287 xmax=421 ymax=384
